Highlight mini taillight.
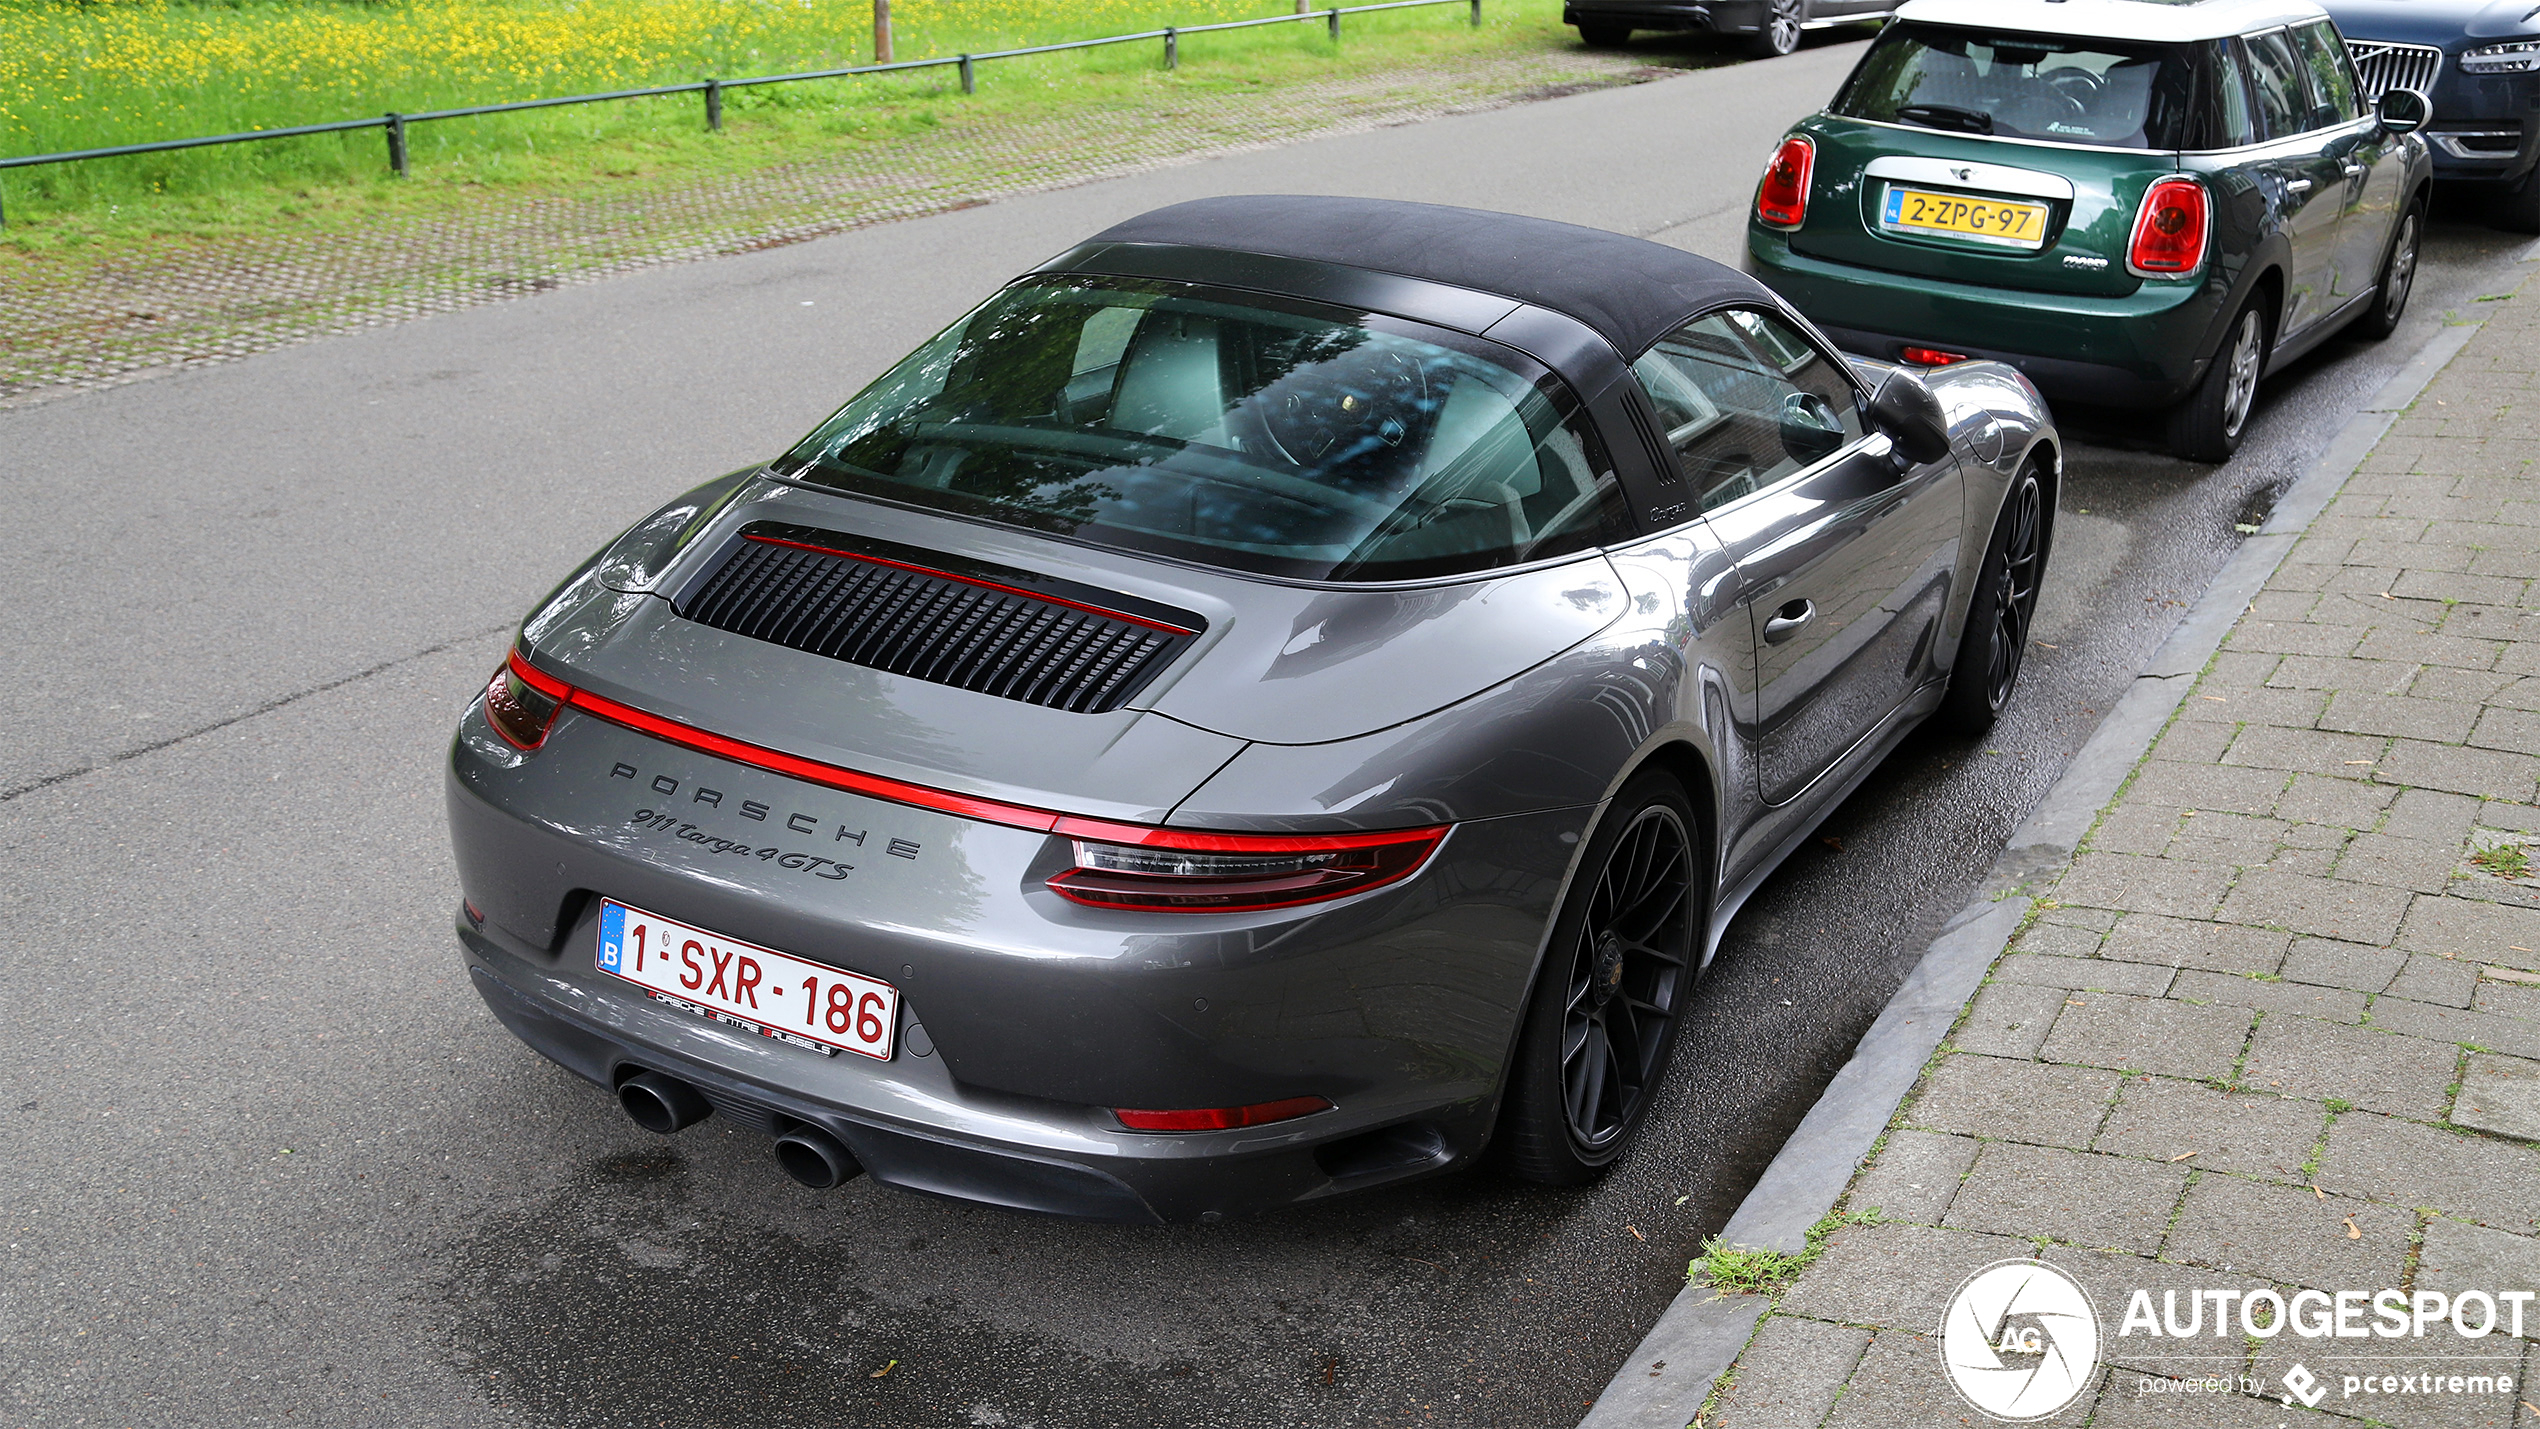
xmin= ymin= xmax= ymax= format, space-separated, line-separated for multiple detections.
xmin=1045 ymin=822 xmax=1446 ymax=912
xmin=1755 ymin=134 xmax=1815 ymax=229
xmin=484 ymin=649 xmax=572 ymax=750
xmin=1901 ymin=346 xmax=1970 ymax=366
xmin=2128 ymin=177 xmax=2208 ymax=276
xmin=1113 ymin=1096 xmax=1334 ymax=1132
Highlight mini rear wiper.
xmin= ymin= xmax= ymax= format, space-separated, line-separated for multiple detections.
xmin=1895 ymin=104 xmax=1994 ymax=135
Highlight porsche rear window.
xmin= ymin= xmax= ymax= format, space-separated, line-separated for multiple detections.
xmin=779 ymin=277 xmax=1630 ymax=583
xmin=1835 ymin=23 xmax=2202 ymax=150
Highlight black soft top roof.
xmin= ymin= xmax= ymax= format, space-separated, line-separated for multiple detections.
xmin=1084 ymin=195 xmax=1763 ymax=357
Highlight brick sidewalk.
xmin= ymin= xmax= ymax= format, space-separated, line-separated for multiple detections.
xmin=1695 ymin=269 xmax=2540 ymax=1429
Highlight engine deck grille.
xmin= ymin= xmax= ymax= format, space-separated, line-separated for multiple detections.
xmin=680 ymin=525 xmax=1202 ymax=715
xmin=2347 ymin=40 xmax=2442 ymax=101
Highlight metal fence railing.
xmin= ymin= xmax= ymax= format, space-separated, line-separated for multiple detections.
xmin=0 ymin=0 xmax=1479 ymax=227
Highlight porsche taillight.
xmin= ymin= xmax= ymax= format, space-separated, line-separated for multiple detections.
xmin=1755 ymin=134 xmax=1816 ymax=229
xmin=2128 ymin=177 xmax=2208 ymax=276
xmin=1045 ymin=823 xmax=1446 ymax=913
xmin=484 ymin=649 xmax=572 ymax=750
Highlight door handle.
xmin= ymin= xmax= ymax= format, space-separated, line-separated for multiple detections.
xmin=1763 ymin=600 xmax=1816 ymax=645
xmin=2285 ymin=178 xmax=2313 ymax=193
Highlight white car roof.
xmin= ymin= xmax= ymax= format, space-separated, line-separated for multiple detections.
xmin=1891 ymin=0 xmax=2332 ymax=43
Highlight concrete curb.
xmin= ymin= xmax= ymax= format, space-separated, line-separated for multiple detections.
xmin=1576 ymin=314 xmax=2486 ymax=1429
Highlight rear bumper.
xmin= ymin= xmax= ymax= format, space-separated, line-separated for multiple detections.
xmin=465 ymin=942 xmax=1483 ymax=1222
xmin=1564 ymin=0 xmax=1761 ymax=34
xmin=446 ymin=695 xmax=1582 ymax=1221
xmin=1747 ymin=228 xmax=2220 ymax=409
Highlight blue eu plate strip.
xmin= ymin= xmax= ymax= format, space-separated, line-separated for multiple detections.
xmin=597 ymin=901 xmax=625 ymax=972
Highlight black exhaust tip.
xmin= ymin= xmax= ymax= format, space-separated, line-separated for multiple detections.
xmin=773 ymin=1125 xmax=863 ymax=1190
xmin=617 ymin=1071 xmax=711 ymax=1134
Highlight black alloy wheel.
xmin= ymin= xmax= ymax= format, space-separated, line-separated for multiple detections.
xmin=2352 ymin=204 xmax=2422 ymax=342
xmin=1938 ymin=464 xmax=2047 ymax=735
xmin=1498 ymin=772 xmax=1703 ymax=1185
xmin=1749 ymin=0 xmax=1804 ymax=56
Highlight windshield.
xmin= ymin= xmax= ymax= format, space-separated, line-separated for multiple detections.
xmin=779 ymin=278 xmax=1628 ymax=582
xmin=1835 ymin=23 xmax=2202 ymax=149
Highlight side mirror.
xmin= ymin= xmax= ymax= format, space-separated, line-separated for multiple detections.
xmin=1867 ymin=368 xmax=1954 ymax=466
xmin=1778 ymin=391 xmax=1847 ymax=467
xmin=2376 ymin=87 xmax=2429 ymax=135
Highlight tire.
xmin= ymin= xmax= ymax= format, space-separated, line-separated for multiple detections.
xmin=1497 ymin=772 xmax=1705 ymax=1187
xmin=2166 ymin=300 xmax=2268 ymax=462
xmin=1574 ymin=18 xmax=1632 ymax=44
xmin=2501 ymin=173 xmax=2540 ymax=235
xmin=1747 ymin=0 xmax=1803 ymax=57
xmin=2350 ymin=202 xmax=2422 ymax=343
xmin=1936 ymin=463 xmax=2047 ymax=736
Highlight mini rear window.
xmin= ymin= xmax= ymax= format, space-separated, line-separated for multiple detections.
xmin=1835 ymin=22 xmax=2204 ymax=150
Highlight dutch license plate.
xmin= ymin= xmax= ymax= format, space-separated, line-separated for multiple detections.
xmin=597 ymin=899 xmax=897 ymax=1061
xmin=1882 ymin=186 xmax=2049 ymax=250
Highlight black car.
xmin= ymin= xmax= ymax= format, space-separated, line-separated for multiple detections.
xmin=2319 ymin=0 xmax=2540 ymax=228
xmin=1566 ymin=0 xmax=1900 ymax=58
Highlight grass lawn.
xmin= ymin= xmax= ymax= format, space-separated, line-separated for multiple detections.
xmin=1 ymin=0 xmax=1625 ymax=250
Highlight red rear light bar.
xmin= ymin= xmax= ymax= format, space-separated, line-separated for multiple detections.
xmin=495 ymin=649 xmax=1446 ymax=889
xmin=1901 ymin=346 xmax=1970 ymax=367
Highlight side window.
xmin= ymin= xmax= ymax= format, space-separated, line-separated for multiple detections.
xmin=2291 ymin=20 xmax=2361 ymax=126
xmin=1630 ymin=308 xmax=1865 ymax=514
xmin=2204 ymin=38 xmax=2255 ymax=147
xmin=2241 ymin=29 xmax=2310 ymax=139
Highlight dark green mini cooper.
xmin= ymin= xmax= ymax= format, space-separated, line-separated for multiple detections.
xmin=1747 ymin=0 xmax=2433 ymax=458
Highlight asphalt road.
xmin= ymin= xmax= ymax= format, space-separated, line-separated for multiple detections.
xmin=4 ymin=36 xmax=2533 ymax=1429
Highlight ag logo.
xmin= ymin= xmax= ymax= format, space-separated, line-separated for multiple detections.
xmin=1940 ymin=1259 xmax=2100 ymax=1421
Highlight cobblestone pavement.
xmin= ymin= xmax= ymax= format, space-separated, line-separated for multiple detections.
xmin=1698 ymin=269 xmax=2540 ymax=1429
xmin=0 ymin=47 xmax=1660 ymax=407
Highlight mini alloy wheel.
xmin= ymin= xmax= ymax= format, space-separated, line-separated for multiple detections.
xmin=2220 ymin=308 xmax=2263 ymax=440
xmin=2354 ymin=206 xmax=2421 ymax=342
xmin=2168 ymin=301 xmax=2268 ymax=461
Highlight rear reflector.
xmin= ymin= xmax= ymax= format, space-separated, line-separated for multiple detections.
xmin=488 ymin=648 xmax=1447 ymax=907
xmin=2128 ymin=177 xmax=2209 ymax=276
xmin=1754 ymin=134 xmax=1815 ymax=229
xmin=1901 ymin=346 xmax=1970 ymax=366
xmin=1113 ymin=1096 xmax=1334 ymax=1132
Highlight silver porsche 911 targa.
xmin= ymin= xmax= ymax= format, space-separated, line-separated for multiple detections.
xmin=446 ymin=195 xmax=2057 ymax=1223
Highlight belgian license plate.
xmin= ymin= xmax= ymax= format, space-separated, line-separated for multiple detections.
xmin=597 ymin=900 xmax=896 ymax=1061
xmin=1882 ymin=186 xmax=2049 ymax=250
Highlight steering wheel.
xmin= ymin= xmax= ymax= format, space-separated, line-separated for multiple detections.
xmin=1257 ymin=348 xmax=1432 ymax=469
xmin=2041 ymin=68 xmax=2100 ymax=119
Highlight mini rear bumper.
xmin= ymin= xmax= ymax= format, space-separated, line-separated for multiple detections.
xmin=1747 ymin=228 xmax=2219 ymax=409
